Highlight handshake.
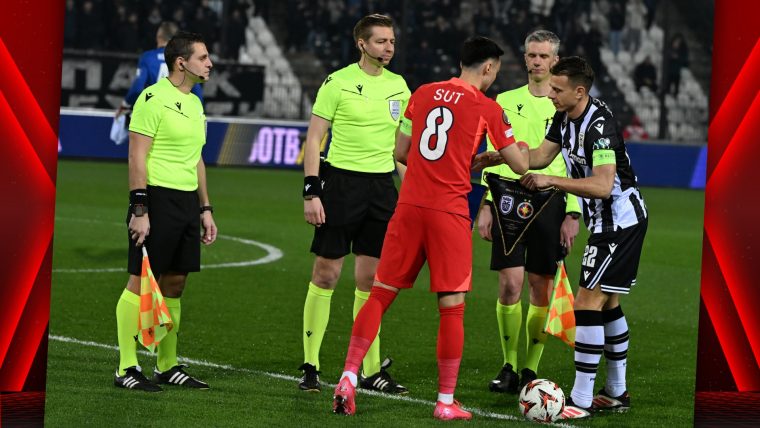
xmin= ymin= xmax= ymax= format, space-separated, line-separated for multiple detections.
xmin=471 ymin=141 xmax=530 ymax=172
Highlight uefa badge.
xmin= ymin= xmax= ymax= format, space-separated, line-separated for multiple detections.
xmin=389 ymin=100 xmax=401 ymax=121
xmin=593 ymin=137 xmax=611 ymax=150
xmin=517 ymin=201 xmax=534 ymax=219
xmin=500 ymin=195 xmax=514 ymax=215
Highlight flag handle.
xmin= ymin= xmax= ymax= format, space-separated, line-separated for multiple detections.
xmin=141 ymin=246 xmax=148 ymax=257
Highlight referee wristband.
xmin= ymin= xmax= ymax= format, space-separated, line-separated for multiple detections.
xmin=303 ymin=176 xmax=322 ymax=199
xmin=129 ymin=189 xmax=148 ymax=207
xmin=483 ymin=199 xmax=494 ymax=208
xmin=200 ymin=205 xmax=214 ymax=214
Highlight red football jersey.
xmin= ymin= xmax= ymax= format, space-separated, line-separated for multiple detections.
xmin=398 ymin=78 xmax=516 ymax=217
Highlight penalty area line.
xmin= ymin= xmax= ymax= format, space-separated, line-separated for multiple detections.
xmin=48 ymin=335 xmax=573 ymax=426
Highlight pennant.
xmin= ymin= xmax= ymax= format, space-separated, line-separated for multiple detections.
xmin=137 ymin=246 xmax=173 ymax=352
xmin=544 ymin=261 xmax=576 ymax=347
xmin=484 ymin=172 xmax=560 ymax=256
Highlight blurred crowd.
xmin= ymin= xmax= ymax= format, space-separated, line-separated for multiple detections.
xmin=285 ymin=0 xmax=661 ymax=92
xmin=63 ymin=0 xmax=253 ymax=59
xmin=65 ymin=0 xmax=665 ymax=90
xmin=63 ymin=0 xmax=706 ymax=140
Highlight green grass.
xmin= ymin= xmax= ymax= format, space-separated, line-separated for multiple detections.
xmin=46 ymin=159 xmax=703 ymax=426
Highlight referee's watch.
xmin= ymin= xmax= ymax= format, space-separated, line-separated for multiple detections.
xmin=200 ymin=205 xmax=214 ymax=214
xmin=133 ymin=204 xmax=148 ymax=217
xmin=567 ymin=212 xmax=581 ymax=220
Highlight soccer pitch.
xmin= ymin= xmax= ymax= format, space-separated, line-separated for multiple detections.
xmin=46 ymin=159 xmax=703 ymax=426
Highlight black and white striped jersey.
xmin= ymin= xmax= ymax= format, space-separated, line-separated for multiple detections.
xmin=545 ymin=97 xmax=647 ymax=233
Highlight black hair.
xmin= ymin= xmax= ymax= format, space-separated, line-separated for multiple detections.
xmin=165 ymin=31 xmax=206 ymax=72
xmin=550 ymin=56 xmax=595 ymax=91
xmin=461 ymin=36 xmax=504 ymax=68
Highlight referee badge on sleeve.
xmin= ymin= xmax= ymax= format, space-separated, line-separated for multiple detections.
xmin=389 ymin=100 xmax=401 ymax=121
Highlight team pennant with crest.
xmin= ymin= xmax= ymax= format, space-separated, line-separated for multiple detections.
xmin=137 ymin=246 xmax=173 ymax=352
xmin=484 ymin=172 xmax=560 ymax=256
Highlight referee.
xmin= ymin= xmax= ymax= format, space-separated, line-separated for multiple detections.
xmin=116 ymin=21 xmax=203 ymax=119
xmin=299 ymin=13 xmax=410 ymax=394
xmin=478 ymin=30 xmax=581 ymax=394
xmin=113 ymin=31 xmax=217 ymax=392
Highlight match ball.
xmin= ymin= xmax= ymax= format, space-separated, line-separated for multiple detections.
xmin=518 ymin=379 xmax=565 ymax=423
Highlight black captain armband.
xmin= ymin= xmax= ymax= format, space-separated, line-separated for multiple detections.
xmin=130 ymin=189 xmax=148 ymax=206
xmin=303 ymin=176 xmax=322 ymax=199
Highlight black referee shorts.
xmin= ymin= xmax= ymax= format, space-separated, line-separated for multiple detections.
xmin=127 ymin=185 xmax=201 ymax=277
xmin=310 ymin=164 xmax=397 ymax=259
xmin=489 ymin=193 xmax=566 ymax=275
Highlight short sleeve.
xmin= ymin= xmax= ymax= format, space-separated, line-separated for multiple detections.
xmin=398 ymin=81 xmax=412 ymax=122
xmin=485 ymin=101 xmax=515 ymax=151
xmin=545 ymin=111 xmax=564 ymax=144
xmin=128 ymin=89 xmax=163 ymax=137
xmin=311 ymin=74 xmax=341 ymax=121
xmin=585 ymin=118 xmax=619 ymax=166
xmin=399 ymin=91 xmax=416 ymax=136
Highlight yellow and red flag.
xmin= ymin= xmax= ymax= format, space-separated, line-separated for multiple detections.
xmin=137 ymin=247 xmax=173 ymax=352
xmin=544 ymin=261 xmax=576 ymax=347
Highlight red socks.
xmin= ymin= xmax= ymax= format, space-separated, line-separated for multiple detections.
xmin=343 ymin=286 xmax=398 ymax=374
xmin=437 ymin=303 xmax=465 ymax=395
xmin=343 ymin=288 xmax=465 ymax=398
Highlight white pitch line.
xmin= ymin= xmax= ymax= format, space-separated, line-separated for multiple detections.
xmin=52 ymin=216 xmax=283 ymax=273
xmin=207 ymin=235 xmax=283 ymax=268
xmin=48 ymin=334 xmax=575 ymax=426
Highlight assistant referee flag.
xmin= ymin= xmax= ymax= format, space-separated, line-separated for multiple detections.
xmin=544 ymin=261 xmax=576 ymax=347
xmin=138 ymin=247 xmax=173 ymax=352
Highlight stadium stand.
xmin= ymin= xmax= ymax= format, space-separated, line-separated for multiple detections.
xmin=597 ymin=0 xmax=709 ymax=142
xmin=240 ymin=14 xmax=304 ymax=119
xmin=60 ymin=0 xmax=711 ymax=144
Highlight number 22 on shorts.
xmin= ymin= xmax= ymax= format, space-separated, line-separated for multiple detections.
xmin=582 ymin=245 xmax=598 ymax=268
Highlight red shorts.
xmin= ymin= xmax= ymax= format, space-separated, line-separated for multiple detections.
xmin=375 ymin=204 xmax=472 ymax=293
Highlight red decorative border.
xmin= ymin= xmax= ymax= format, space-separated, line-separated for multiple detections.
xmin=0 ymin=5 xmax=62 ymax=389
xmin=0 ymin=0 xmax=63 ymax=422
xmin=697 ymin=1 xmax=760 ymax=392
xmin=694 ymin=0 xmax=760 ymax=423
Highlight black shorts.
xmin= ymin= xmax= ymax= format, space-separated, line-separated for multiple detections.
xmin=489 ymin=193 xmax=566 ymax=275
xmin=310 ymin=164 xmax=397 ymax=259
xmin=127 ymin=185 xmax=201 ymax=277
xmin=579 ymin=218 xmax=648 ymax=294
